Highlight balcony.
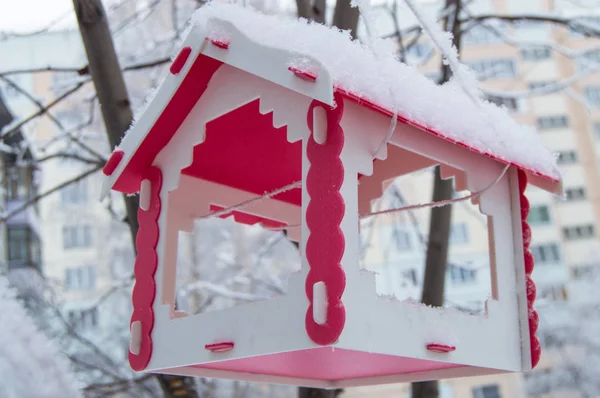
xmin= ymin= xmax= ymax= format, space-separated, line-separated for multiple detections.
xmin=6 ymin=197 xmax=40 ymax=237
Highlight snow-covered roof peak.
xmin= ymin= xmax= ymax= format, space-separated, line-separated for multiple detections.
xmin=192 ymin=2 xmax=561 ymax=185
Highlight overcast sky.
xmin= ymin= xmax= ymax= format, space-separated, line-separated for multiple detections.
xmin=0 ymin=0 xmax=75 ymax=33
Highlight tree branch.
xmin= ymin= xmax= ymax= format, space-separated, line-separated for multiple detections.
xmin=0 ymin=80 xmax=90 ymax=140
xmin=460 ymin=13 xmax=600 ymax=36
xmin=0 ymin=165 xmax=101 ymax=223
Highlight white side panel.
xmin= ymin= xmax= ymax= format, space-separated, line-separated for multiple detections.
xmin=338 ymin=101 xmax=526 ymax=372
xmin=148 ymin=174 xmax=309 ymax=370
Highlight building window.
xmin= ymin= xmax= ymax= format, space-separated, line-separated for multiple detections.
xmin=473 ymin=384 xmax=500 ymax=398
xmin=585 ymin=86 xmax=600 ymax=106
xmin=521 ymin=47 xmax=551 ymax=61
xmin=486 ymin=95 xmax=519 ymax=111
xmin=405 ymin=43 xmax=432 ymax=63
xmin=402 ymin=269 xmax=418 ymax=286
xmin=392 ymin=228 xmax=412 ymax=251
xmin=1 ymin=83 xmax=19 ymax=98
xmin=7 ymin=226 xmax=41 ymax=269
xmin=563 ymin=224 xmax=595 ymax=240
xmin=539 ymin=285 xmax=568 ymax=303
xmin=528 ymin=205 xmax=551 ymax=225
xmin=577 ymin=49 xmax=600 ymax=70
xmin=572 ymin=264 xmax=595 ymax=280
xmin=62 ymin=225 xmax=93 ymax=249
xmin=51 ymin=72 xmax=80 ymax=96
xmin=537 ymin=116 xmax=568 ymax=130
xmin=60 ymin=180 xmax=87 ymax=204
xmin=571 ymin=18 xmax=600 ymax=37
xmin=530 ymin=243 xmax=561 ymax=264
xmin=462 ymin=24 xmax=504 ymax=45
xmin=529 ymin=81 xmax=554 ymax=90
xmin=593 ymin=123 xmax=600 ymax=139
xmin=68 ymin=307 xmax=98 ymax=329
xmin=449 ymin=264 xmax=476 ymax=284
xmin=65 ymin=265 xmax=96 ymax=290
xmin=450 ymin=223 xmax=469 ymax=244
xmin=466 ymin=58 xmax=516 ymax=79
xmin=557 ymin=150 xmax=578 ymax=164
xmin=564 ymin=187 xmax=586 ymax=201
xmin=5 ymin=165 xmax=36 ymax=201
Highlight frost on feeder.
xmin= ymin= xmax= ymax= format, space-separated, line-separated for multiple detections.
xmin=100 ymin=3 xmax=563 ymax=389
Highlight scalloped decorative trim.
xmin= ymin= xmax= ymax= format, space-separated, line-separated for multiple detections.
xmin=305 ymin=92 xmax=346 ymax=345
xmin=518 ymin=169 xmax=541 ymax=368
xmin=129 ymin=166 xmax=162 ymax=371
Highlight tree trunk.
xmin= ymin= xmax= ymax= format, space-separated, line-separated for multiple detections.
xmin=72 ymin=1 xmax=198 ymax=397
xmin=332 ymin=0 xmax=360 ymax=38
xmin=411 ymin=1 xmax=462 ymax=397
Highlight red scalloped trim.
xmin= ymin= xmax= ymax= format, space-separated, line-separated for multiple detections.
xmin=305 ymin=92 xmax=346 ymax=345
xmin=518 ymin=169 xmax=541 ymax=368
xmin=128 ymin=167 xmax=162 ymax=371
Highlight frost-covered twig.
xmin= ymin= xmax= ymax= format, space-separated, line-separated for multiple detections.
xmin=0 ymin=275 xmax=82 ymax=398
xmin=460 ymin=13 xmax=600 ymax=36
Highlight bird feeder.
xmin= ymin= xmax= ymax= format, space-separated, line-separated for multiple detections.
xmin=101 ymin=3 xmax=562 ymax=389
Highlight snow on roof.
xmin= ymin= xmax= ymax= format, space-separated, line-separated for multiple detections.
xmin=192 ymin=2 xmax=561 ymax=183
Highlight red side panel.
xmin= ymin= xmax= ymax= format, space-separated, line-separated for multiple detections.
xmin=113 ymin=54 xmax=223 ymax=194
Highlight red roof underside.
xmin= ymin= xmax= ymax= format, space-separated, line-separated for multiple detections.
xmin=112 ymin=53 xmax=223 ymax=194
xmin=112 ymin=53 xmax=558 ymax=196
xmin=182 ymin=99 xmax=302 ymax=206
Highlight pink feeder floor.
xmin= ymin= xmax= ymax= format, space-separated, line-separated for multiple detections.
xmin=192 ymin=347 xmax=463 ymax=381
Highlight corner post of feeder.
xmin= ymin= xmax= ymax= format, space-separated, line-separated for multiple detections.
xmin=303 ymin=92 xmax=347 ymax=346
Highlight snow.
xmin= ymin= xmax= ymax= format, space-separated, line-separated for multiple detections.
xmin=0 ymin=276 xmax=82 ymax=398
xmin=191 ymin=1 xmax=561 ymax=181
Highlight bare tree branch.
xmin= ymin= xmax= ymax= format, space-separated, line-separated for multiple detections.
xmin=0 ymin=165 xmax=101 ymax=223
xmin=460 ymin=13 xmax=600 ymax=36
xmin=0 ymin=56 xmax=171 ymax=78
xmin=0 ymin=80 xmax=90 ymax=140
xmin=0 ymin=75 xmax=65 ymax=130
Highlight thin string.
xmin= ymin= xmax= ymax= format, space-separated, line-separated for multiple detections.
xmin=362 ymin=164 xmax=510 ymax=219
xmin=204 ymin=163 xmax=510 ymax=230
xmin=196 ymin=181 xmax=302 ymax=220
